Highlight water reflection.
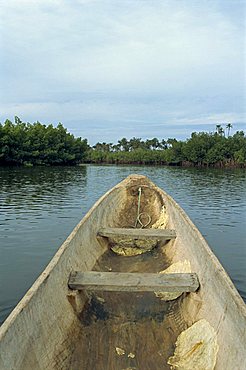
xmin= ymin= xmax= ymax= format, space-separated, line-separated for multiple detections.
xmin=84 ymin=165 xmax=246 ymax=304
xmin=0 ymin=165 xmax=245 ymax=325
xmin=0 ymin=165 xmax=87 ymax=207
xmin=0 ymin=166 xmax=88 ymax=324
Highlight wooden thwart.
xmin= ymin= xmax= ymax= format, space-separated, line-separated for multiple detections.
xmin=97 ymin=227 xmax=176 ymax=240
xmin=68 ymin=271 xmax=199 ymax=292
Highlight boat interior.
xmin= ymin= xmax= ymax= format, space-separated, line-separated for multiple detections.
xmin=68 ymin=177 xmax=201 ymax=369
xmin=1 ymin=174 xmax=245 ymax=370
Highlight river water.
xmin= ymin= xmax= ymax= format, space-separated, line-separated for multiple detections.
xmin=0 ymin=165 xmax=245 ymax=324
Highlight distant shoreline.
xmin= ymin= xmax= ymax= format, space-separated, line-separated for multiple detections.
xmin=1 ymin=118 xmax=245 ymax=168
xmin=1 ymin=161 xmax=245 ymax=169
xmin=83 ymin=160 xmax=246 ymax=169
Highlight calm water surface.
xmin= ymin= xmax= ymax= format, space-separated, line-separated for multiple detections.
xmin=0 ymin=165 xmax=245 ymax=324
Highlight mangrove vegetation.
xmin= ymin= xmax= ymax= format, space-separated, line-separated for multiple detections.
xmin=0 ymin=117 xmax=245 ymax=167
xmin=0 ymin=117 xmax=89 ymax=166
xmin=87 ymin=128 xmax=246 ymax=168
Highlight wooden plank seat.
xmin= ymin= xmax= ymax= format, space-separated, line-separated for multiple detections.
xmin=68 ymin=271 xmax=199 ymax=292
xmin=97 ymin=227 xmax=176 ymax=240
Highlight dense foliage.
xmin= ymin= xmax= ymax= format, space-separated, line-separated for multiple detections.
xmin=0 ymin=118 xmax=245 ymax=167
xmin=0 ymin=117 xmax=89 ymax=165
xmin=87 ymin=130 xmax=246 ymax=167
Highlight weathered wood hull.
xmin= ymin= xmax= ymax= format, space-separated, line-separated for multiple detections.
xmin=0 ymin=174 xmax=245 ymax=369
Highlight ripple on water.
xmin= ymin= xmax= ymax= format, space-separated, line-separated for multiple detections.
xmin=0 ymin=165 xmax=245 ymax=324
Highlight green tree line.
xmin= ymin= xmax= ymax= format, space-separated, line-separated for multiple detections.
xmin=0 ymin=118 xmax=245 ymax=167
xmin=0 ymin=117 xmax=89 ymax=165
xmin=87 ymin=130 xmax=246 ymax=167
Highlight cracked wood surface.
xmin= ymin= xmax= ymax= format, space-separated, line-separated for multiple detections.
xmin=68 ymin=271 xmax=199 ymax=292
xmin=97 ymin=227 xmax=176 ymax=240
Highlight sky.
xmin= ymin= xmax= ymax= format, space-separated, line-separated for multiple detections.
xmin=0 ymin=0 xmax=245 ymax=144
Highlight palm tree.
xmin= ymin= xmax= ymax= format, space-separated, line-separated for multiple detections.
xmin=226 ymin=123 xmax=233 ymax=137
xmin=150 ymin=138 xmax=160 ymax=150
xmin=215 ymin=124 xmax=225 ymax=136
xmin=218 ymin=127 xmax=224 ymax=136
xmin=129 ymin=137 xmax=142 ymax=151
xmin=160 ymin=139 xmax=168 ymax=149
xmin=145 ymin=138 xmax=160 ymax=150
xmin=167 ymin=138 xmax=177 ymax=147
xmin=118 ymin=138 xmax=129 ymax=152
xmin=216 ymin=124 xmax=221 ymax=134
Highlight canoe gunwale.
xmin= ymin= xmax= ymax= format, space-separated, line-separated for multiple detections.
xmin=0 ymin=173 xmax=245 ymax=370
xmin=0 ymin=183 xmax=123 ymax=339
xmin=163 ymin=190 xmax=246 ymax=315
xmin=1 ymin=173 xmax=245 ymax=333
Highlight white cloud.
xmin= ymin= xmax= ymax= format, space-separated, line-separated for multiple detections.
xmin=0 ymin=0 xmax=245 ymax=141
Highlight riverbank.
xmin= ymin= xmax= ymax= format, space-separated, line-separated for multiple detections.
xmin=86 ymin=131 xmax=246 ymax=168
xmin=1 ymin=160 xmax=245 ymax=169
xmin=1 ymin=118 xmax=245 ymax=167
xmin=84 ymin=156 xmax=246 ymax=169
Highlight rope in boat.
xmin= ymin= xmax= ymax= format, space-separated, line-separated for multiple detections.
xmin=134 ymin=187 xmax=151 ymax=228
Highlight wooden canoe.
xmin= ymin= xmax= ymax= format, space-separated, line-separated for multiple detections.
xmin=0 ymin=174 xmax=245 ymax=370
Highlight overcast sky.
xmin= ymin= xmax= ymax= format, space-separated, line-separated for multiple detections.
xmin=0 ymin=0 xmax=245 ymax=144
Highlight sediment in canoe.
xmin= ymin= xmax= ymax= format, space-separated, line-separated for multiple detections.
xmin=0 ymin=174 xmax=245 ymax=370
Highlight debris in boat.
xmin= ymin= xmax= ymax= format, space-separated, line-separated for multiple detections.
xmin=111 ymin=237 xmax=157 ymax=256
xmin=111 ymin=206 xmax=168 ymax=256
xmin=80 ymin=296 xmax=109 ymax=325
xmin=105 ymin=265 xmax=112 ymax=271
xmin=167 ymin=319 xmax=218 ymax=370
xmin=155 ymin=260 xmax=191 ymax=301
xmin=96 ymin=296 xmax=105 ymax=303
xmin=116 ymin=347 xmax=125 ymax=356
xmin=151 ymin=205 xmax=168 ymax=229
xmin=128 ymin=352 xmax=135 ymax=358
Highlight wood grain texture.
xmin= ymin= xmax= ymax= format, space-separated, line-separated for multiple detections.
xmin=69 ymin=245 xmax=188 ymax=370
xmin=1 ymin=174 xmax=246 ymax=370
xmin=70 ymin=313 xmax=178 ymax=370
xmin=68 ymin=271 xmax=199 ymax=292
xmin=97 ymin=227 xmax=177 ymax=240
